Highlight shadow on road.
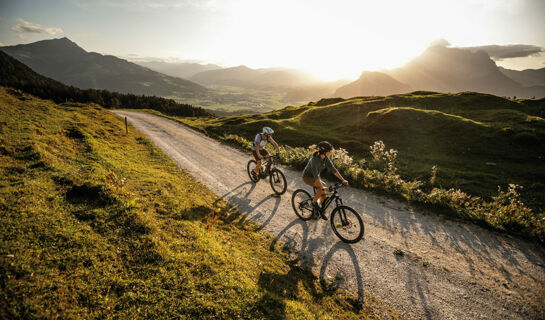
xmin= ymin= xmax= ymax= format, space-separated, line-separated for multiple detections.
xmin=320 ymin=241 xmax=365 ymax=311
xmin=269 ymin=219 xmax=309 ymax=262
xmin=213 ymin=181 xmax=281 ymax=231
xmin=269 ymin=218 xmax=366 ymax=313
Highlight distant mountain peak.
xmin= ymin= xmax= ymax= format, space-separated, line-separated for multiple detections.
xmin=231 ymin=65 xmax=252 ymax=70
xmin=334 ymin=71 xmax=411 ymax=98
xmin=5 ymin=36 xmax=88 ymax=56
xmin=0 ymin=38 xmax=207 ymax=97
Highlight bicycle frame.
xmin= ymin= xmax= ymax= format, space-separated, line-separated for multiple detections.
xmin=313 ymin=186 xmax=343 ymax=213
xmin=259 ymin=156 xmax=275 ymax=176
xmin=292 ymin=182 xmax=363 ymax=242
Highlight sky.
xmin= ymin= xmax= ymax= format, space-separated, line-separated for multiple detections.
xmin=1 ymin=0 xmax=544 ymax=80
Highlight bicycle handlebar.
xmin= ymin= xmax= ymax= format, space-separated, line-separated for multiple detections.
xmin=259 ymin=154 xmax=277 ymax=161
xmin=329 ymin=182 xmax=345 ymax=192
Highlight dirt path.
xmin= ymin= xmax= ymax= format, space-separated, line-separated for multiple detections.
xmin=114 ymin=110 xmax=545 ymax=320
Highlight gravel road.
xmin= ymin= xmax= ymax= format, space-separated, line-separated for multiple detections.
xmin=113 ymin=110 xmax=545 ymax=320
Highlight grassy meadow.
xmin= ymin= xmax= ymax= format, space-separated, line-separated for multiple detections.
xmin=0 ymin=87 xmax=398 ymax=319
xmin=180 ymin=85 xmax=293 ymax=115
xmin=178 ymin=92 xmax=545 ymax=212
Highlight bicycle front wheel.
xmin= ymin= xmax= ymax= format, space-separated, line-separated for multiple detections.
xmin=330 ymin=205 xmax=364 ymax=243
xmin=269 ymin=168 xmax=287 ymax=195
xmin=291 ymin=189 xmax=314 ymax=220
xmin=247 ymin=160 xmax=259 ymax=182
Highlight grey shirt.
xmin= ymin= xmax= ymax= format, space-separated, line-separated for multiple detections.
xmin=303 ymin=154 xmax=338 ymax=178
xmin=251 ymin=133 xmax=271 ymax=151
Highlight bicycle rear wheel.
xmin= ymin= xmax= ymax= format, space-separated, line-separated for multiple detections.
xmin=291 ymin=189 xmax=314 ymax=220
xmin=247 ymin=160 xmax=259 ymax=182
xmin=270 ymin=168 xmax=287 ymax=195
xmin=330 ymin=205 xmax=364 ymax=243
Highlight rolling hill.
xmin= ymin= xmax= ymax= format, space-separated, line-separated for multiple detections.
xmin=0 ymin=86 xmax=393 ymax=319
xmin=0 ymin=37 xmax=207 ymax=98
xmin=179 ymin=91 xmax=545 ymax=211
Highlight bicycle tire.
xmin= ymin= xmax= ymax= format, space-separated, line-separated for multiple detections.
xmin=247 ymin=160 xmax=259 ymax=182
xmin=330 ymin=205 xmax=364 ymax=243
xmin=269 ymin=168 xmax=287 ymax=195
xmin=291 ymin=189 xmax=314 ymax=220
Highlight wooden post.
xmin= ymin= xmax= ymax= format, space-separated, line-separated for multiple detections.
xmin=125 ymin=117 xmax=128 ymax=134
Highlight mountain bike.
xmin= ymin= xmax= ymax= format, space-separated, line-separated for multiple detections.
xmin=247 ymin=155 xmax=287 ymax=195
xmin=291 ymin=182 xmax=364 ymax=243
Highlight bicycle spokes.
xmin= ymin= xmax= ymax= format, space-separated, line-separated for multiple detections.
xmin=330 ymin=205 xmax=364 ymax=243
xmin=272 ymin=171 xmax=280 ymax=184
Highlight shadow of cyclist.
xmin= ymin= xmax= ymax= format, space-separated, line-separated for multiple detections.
xmin=269 ymin=219 xmax=310 ymax=264
xmin=255 ymin=260 xmax=321 ymax=319
xmin=319 ymin=241 xmax=365 ymax=311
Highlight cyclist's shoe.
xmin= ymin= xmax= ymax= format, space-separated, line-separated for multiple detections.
xmin=312 ymin=203 xmax=327 ymax=220
xmin=312 ymin=202 xmax=323 ymax=220
xmin=319 ymin=209 xmax=327 ymax=220
xmin=251 ymin=170 xmax=258 ymax=181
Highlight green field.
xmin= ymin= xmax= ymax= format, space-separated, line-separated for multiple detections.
xmin=179 ymin=92 xmax=545 ymax=212
xmin=179 ymin=85 xmax=309 ymax=115
xmin=0 ymin=87 xmax=398 ymax=319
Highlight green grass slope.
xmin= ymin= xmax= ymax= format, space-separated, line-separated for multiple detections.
xmin=0 ymin=87 xmax=398 ymax=319
xmin=180 ymin=92 xmax=545 ymax=211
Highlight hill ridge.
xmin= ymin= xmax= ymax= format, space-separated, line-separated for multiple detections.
xmin=0 ymin=37 xmax=207 ymax=98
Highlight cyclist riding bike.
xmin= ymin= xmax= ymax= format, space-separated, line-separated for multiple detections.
xmin=251 ymin=127 xmax=280 ymax=181
xmin=302 ymin=141 xmax=349 ymax=219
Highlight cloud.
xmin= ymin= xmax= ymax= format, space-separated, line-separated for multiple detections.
xmin=11 ymin=18 xmax=63 ymax=35
xmin=461 ymin=44 xmax=544 ymax=60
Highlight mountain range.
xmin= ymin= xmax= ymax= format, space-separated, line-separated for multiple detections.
xmin=498 ymin=66 xmax=545 ymax=87
xmin=337 ymin=45 xmax=545 ymax=99
xmin=0 ymin=50 xmax=212 ymax=117
xmin=2 ymin=37 xmax=544 ymax=105
xmin=188 ymin=65 xmax=320 ymax=89
xmin=135 ymin=61 xmax=222 ymax=79
xmin=0 ymin=37 xmax=207 ymax=98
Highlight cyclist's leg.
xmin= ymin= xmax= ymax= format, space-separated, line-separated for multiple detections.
xmin=252 ymin=150 xmax=262 ymax=177
xmin=318 ymin=179 xmax=327 ymax=204
xmin=303 ymin=176 xmax=320 ymax=217
xmin=312 ymin=179 xmax=326 ymax=205
xmin=302 ymin=176 xmax=315 ymax=188
xmin=254 ymin=149 xmax=269 ymax=173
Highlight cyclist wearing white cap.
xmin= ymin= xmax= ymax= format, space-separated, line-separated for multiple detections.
xmin=251 ymin=126 xmax=280 ymax=181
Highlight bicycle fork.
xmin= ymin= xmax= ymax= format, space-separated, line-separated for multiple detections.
xmin=334 ymin=198 xmax=350 ymax=226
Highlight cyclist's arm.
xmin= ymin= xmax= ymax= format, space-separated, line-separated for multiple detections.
xmin=255 ymin=143 xmax=263 ymax=160
xmin=270 ymin=137 xmax=280 ymax=154
xmin=326 ymin=157 xmax=349 ymax=185
xmin=334 ymin=171 xmax=349 ymax=186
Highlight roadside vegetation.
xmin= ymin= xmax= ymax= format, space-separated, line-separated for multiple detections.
xmin=218 ymin=134 xmax=544 ymax=244
xmin=0 ymin=87 xmax=399 ymax=319
xmin=164 ymin=92 xmax=545 ymax=244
